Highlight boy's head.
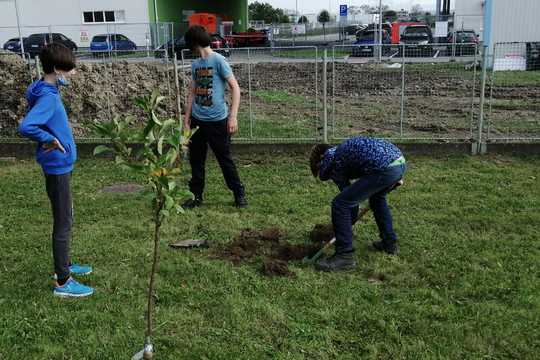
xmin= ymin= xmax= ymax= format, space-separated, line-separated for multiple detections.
xmin=40 ymin=43 xmax=76 ymax=75
xmin=310 ymin=144 xmax=332 ymax=177
xmin=185 ymin=25 xmax=212 ymax=51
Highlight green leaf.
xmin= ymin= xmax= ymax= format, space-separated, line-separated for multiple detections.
xmin=175 ymin=205 xmax=185 ymax=215
xmin=164 ymin=195 xmax=175 ymax=210
xmin=166 ymin=148 xmax=178 ymax=167
xmin=161 ymin=209 xmax=170 ymax=217
xmin=157 ymin=136 xmax=164 ymax=155
xmin=93 ymin=145 xmax=112 ymax=156
xmin=168 ymin=181 xmax=177 ymax=191
xmin=152 ymin=112 xmax=163 ymax=126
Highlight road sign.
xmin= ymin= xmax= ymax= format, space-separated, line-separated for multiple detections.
xmin=340 ymin=5 xmax=348 ymax=17
xmin=435 ymin=21 xmax=448 ymax=38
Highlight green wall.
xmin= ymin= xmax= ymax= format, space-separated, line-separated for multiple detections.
xmin=147 ymin=0 xmax=248 ymax=34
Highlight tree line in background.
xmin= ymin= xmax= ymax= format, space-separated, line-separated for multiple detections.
xmin=249 ymin=2 xmax=435 ymax=26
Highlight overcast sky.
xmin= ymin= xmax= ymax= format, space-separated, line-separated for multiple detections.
xmin=251 ymin=0 xmax=441 ymax=14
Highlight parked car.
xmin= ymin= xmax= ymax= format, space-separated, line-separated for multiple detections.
xmin=3 ymin=37 xmax=27 ymax=54
xmin=400 ymin=25 xmax=433 ymax=56
xmin=345 ymin=24 xmax=364 ymax=36
xmin=24 ymin=33 xmax=77 ymax=58
xmin=446 ymin=30 xmax=479 ymax=56
xmin=351 ymin=29 xmax=392 ymax=57
xmin=156 ymin=34 xmax=230 ymax=58
xmin=90 ymin=34 xmax=137 ymax=54
xmin=209 ymin=34 xmax=231 ymax=56
xmin=359 ymin=22 xmax=392 ymax=37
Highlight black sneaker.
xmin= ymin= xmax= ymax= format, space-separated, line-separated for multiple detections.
xmin=182 ymin=196 xmax=203 ymax=210
xmin=372 ymin=240 xmax=399 ymax=255
xmin=234 ymin=194 xmax=248 ymax=208
xmin=315 ymin=251 xmax=357 ymax=272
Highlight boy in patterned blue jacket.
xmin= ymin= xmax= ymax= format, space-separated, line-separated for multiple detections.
xmin=310 ymin=136 xmax=407 ymax=271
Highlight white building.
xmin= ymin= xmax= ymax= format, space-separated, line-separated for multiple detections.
xmin=455 ymin=0 xmax=540 ymax=44
xmin=455 ymin=0 xmax=540 ymax=69
xmin=0 ymin=0 xmax=153 ymax=48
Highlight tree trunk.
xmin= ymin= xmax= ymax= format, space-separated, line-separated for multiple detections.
xmin=323 ymin=24 xmax=326 ymax=41
xmin=146 ymin=199 xmax=164 ymax=341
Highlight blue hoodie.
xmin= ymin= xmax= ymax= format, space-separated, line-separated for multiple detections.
xmin=19 ymin=80 xmax=77 ymax=175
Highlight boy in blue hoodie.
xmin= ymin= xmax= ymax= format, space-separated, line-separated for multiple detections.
xmin=19 ymin=43 xmax=93 ymax=297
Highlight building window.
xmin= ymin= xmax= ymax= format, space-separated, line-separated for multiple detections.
xmin=82 ymin=10 xmax=125 ymax=24
xmin=94 ymin=11 xmax=104 ymax=22
xmin=83 ymin=12 xmax=93 ymax=23
xmin=105 ymin=11 xmax=115 ymax=22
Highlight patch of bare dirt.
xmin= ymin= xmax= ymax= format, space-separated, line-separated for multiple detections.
xmin=212 ymin=227 xmax=321 ymax=277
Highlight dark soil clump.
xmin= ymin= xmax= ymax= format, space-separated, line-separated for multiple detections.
xmin=213 ymin=227 xmax=322 ymax=277
xmin=275 ymin=243 xmax=320 ymax=261
xmin=261 ymin=259 xmax=295 ymax=278
xmin=310 ymin=223 xmax=334 ymax=244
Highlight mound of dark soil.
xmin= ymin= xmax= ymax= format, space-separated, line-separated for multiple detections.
xmin=261 ymin=259 xmax=295 ymax=278
xmin=213 ymin=227 xmax=322 ymax=277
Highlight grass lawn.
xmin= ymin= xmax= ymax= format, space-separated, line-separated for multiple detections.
xmin=0 ymin=153 xmax=539 ymax=359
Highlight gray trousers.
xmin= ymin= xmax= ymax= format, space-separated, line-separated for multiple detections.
xmin=45 ymin=173 xmax=72 ymax=281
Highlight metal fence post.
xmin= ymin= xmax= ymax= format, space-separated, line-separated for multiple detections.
xmin=331 ymin=46 xmax=336 ymax=139
xmin=487 ymin=44 xmax=497 ymax=141
xmin=475 ymin=44 xmax=489 ymax=155
xmin=35 ymin=55 xmax=42 ymax=80
xmin=400 ymin=44 xmax=405 ymax=137
xmin=315 ymin=47 xmax=319 ymax=136
xmin=323 ymin=49 xmax=328 ymax=144
xmin=470 ymin=44 xmax=479 ymax=140
xmin=173 ymin=53 xmax=182 ymax=120
xmin=247 ymin=48 xmax=253 ymax=139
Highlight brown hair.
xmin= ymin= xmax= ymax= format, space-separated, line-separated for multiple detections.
xmin=309 ymin=144 xmax=332 ymax=177
xmin=184 ymin=25 xmax=212 ymax=51
xmin=40 ymin=43 xmax=76 ymax=74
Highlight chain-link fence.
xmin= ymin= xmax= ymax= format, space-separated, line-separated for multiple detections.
xmin=0 ymin=48 xmax=176 ymax=140
xmin=330 ymin=44 xmax=479 ymax=141
xmin=486 ymin=42 xmax=540 ymax=142
xmin=2 ymin=41 xmax=540 ymax=147
xmin=181 ymin=46 xmax=322 ymax=142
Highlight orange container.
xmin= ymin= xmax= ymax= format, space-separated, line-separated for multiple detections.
xmin=189 ymin=13 xmax=219 ymax=34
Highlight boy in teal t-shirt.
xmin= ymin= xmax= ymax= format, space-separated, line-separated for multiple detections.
xmin=183 ymin=26 xmax=247 ymax=209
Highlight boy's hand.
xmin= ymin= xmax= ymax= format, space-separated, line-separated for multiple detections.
xmin=183 ymin=116 xmax=191 ymax=131
xmin=43 ymin=139 xmax=66 ymax=153
xmin=228 ymin=117 xmax=238 ymax=135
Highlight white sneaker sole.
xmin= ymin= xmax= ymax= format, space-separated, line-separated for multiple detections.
xmin=53 ymin=290 xmax=94 ymax=298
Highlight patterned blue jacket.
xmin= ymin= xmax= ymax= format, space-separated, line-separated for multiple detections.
xmin=319 ymin=137 xmax=403 ymax=190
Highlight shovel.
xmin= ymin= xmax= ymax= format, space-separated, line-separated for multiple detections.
xmin=302 ymin=207 xmax=370 ymax=264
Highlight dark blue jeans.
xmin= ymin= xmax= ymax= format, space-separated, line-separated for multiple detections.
xmin=332 ymin=163 xmax=406 ymax=253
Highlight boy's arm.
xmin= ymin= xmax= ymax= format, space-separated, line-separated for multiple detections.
xmin=19 ymin=95 xmax=57 ymax=144
xmin=226 ymin=75 xmax=241 ymax=135
xmin=183 ymin=80 xmax=195 ymax=130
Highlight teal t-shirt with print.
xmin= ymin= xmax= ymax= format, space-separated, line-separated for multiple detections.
xmin=191 ymin=52 xmax=233 ymax=121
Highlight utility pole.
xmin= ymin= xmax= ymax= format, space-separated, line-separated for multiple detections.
xmin=378 ymin=0 xmax=383 ymax=62
xmin=14 ymin=0 xmax=25 ymax=55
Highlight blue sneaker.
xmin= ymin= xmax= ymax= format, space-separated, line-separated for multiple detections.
xmin=69 ymin=264 xmax=92 ymax=276
xmin=53 ymin=264 xmax=92 ymax=280
xmin=53 ymin=278 xmax=94 ymax=298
